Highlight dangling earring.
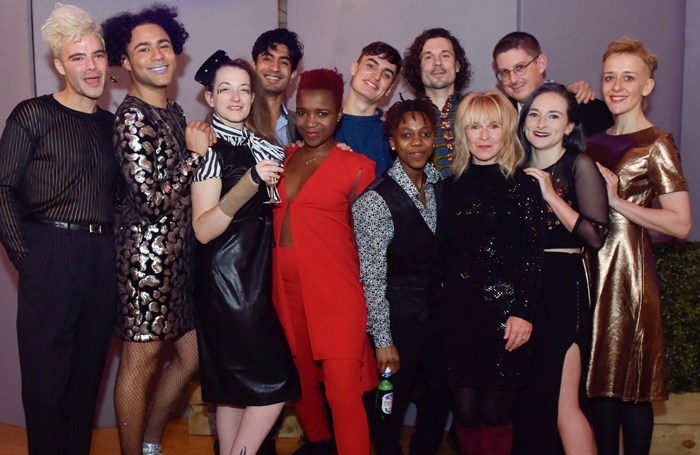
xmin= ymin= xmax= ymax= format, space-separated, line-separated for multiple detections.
xmin=108 ymin=69 xmax=117 ymax=83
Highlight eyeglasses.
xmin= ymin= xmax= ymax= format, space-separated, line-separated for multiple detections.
xmin=497 ymin=55 xmax=540 ymax=82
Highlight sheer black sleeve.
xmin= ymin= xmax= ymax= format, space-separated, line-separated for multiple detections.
xmin=570 ymin=153 xmax=609 ymax=250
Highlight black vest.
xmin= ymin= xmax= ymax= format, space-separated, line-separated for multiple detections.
xmin=372 ymin=170 xmax=442 ymax=321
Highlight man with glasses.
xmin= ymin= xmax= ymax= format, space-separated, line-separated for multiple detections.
xmin=493 ymin=32 xmax=613 ymax=136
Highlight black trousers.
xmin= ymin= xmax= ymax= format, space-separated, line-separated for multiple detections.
xmin=16 ymin=222 xmax=116 ymax=455
xmin=370 ymin=315 xmax=452 ymax=455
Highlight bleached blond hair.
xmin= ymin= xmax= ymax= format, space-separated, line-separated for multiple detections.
xmin=42 ymin=3 xmax=103 ymax=60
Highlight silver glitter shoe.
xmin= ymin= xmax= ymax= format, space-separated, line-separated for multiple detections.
xmin=143 ymin=442 xmax=162 ymax=455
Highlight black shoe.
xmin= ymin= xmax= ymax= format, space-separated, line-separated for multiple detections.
xmin=291 ymin=436 xmax=337 ymax=455
xmin=258 ymin=437 xmax=278 ymax=455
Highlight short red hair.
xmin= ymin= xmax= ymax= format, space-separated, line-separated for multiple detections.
xmin=297 ymin=68 xmax=344 ymax=110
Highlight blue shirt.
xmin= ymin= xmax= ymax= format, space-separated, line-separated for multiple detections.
xmin=336 ymin=108 xmax=393 ymax=174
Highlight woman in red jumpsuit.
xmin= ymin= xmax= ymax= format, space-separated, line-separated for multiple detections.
xmin=271 ymin=69 xmax=377 ymax=455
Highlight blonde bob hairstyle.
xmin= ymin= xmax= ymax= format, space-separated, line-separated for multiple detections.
xmin=451 ymin=91 xmax=524 ymax=180
xmin=42 ymin=3 xmax=103 ymax=60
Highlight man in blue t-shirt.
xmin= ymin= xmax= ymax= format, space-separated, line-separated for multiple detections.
xmin=336 ymin=42 xmax=402 ymax=174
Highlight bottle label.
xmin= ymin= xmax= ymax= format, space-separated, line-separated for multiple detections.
xmin=381 ymin=392 xmax=393 ymax=414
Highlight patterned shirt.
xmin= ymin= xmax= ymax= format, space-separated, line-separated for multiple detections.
xmin=432 ymin=92 xmax=461 ymax=179
xmin=352 ymin=159 xmax=441 ymax=348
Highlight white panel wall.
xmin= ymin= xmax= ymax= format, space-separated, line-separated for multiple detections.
xmin=32 ymin=0 xmax=279 ymax=123
xmin=520 ymin=0 xmax=686 ymax=144
xmin=681 ymin=0 xmax=700 ymax=241
xmin=0 ymin=0 xmax=33 ymax=429
xmin=287 ymin=0 xmax=518 ymax=111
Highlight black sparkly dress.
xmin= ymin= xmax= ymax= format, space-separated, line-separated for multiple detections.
xmin=440 ymin=163 xmax=545 ymax=390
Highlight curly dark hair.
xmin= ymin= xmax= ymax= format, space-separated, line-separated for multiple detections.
xmin=296 ymin=68 xmax=344 ymax=110
xmin=383 ymin=97 xmax=437 ymax=139
xmin=402 ymin=28 xmax=471 ymax=96
xmin=101 ymin=3 xmax=189 ymax=67
xmin=251 ymin=29 xmax=304 ymax=72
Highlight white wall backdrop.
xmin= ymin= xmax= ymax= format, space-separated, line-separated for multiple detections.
xmin=32 ymin=0 xmax=279 ymax=124
xmin=288 ymin=0 xmax=517 ymax=111
xmin=520 ymin=0 xmax=686 ymax=147
xmin=681 ymin=0 xmax=700 ymax=241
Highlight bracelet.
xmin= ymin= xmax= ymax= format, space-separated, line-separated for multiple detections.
xmin=250 ymin=166 xmax=264 ymax=184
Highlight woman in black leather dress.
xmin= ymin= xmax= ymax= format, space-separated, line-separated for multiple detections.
xmin=191 ymin=52 xmax=300 ymax=455
xmin=512 ymin=83 xmax=608 ymax=455
xmin=440 ymin=91 xmax=545 ymax=455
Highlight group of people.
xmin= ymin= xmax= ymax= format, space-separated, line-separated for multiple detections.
xmin=0 ymin=4 xmax=691 ymax=455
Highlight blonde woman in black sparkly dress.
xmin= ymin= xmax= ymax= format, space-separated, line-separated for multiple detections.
xmin=102 ymin=5 xmax=211 ymax=455
xmin=440 ymin=91 xmax=545 ymax=455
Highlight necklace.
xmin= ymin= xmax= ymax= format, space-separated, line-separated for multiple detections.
xmin=146 ymin=100 xmax=186 ymax=153
xmin=300 ymin=147 xmax=318 ymax=165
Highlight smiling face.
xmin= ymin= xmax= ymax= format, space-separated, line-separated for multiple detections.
xmin=252 ymin=44 xmax=296 ymax=96
xmin=54 ymin=33 xmax=107 ymax=102
xmin=390 ymin=112 xmax=435 ymax=175
xmin=524 ymin=91 xmax=574 ymax=153
xmin=420 ymin=37 xmax=460 ymax=92
xmin=295 ymin=88 xmax=342 ymax=151
xmin=122 ymin=23 xmax=176 ymax=91
xmin=602 ymin=52 xmax=654 ymax=117
xmin=495 ymin=48 xmax=546 ymax=104
xmin=465 ymin=118 xmax=504 ymax=165
xmin=205 ymin=66 xmax=253 ymax=130
xmin=350 ymin=54 xmax=397 ymax=104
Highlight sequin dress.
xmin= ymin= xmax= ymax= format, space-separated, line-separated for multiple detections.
xmin=585 ymin=126 xmax=687 ymax=402
xmin=440 ymin=164 xmax=545 ymax=390
xmin=113 ymin=96 xmax=203 ymax=342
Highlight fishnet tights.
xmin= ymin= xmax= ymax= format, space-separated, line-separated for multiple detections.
xmin=114 ymin=329 xmax=199 ymax=455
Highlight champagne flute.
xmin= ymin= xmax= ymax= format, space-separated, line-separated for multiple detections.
xmin=265 ymin=159 xmax=284 ymax=204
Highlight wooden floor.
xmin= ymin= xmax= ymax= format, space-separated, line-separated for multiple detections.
xmin=0 ymin=419 xmax=458 ymax=455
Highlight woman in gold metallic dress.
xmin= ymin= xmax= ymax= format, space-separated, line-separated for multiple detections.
xmin=585 ymin=38 xmax=691 ymax=455
xmin=102 ymin=5 xmax=212 ymax=455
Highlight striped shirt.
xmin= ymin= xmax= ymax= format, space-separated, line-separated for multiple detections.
xmin=0 ymin=95 xmax=118 ymax=267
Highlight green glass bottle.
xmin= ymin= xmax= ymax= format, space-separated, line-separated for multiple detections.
xmin=374 ymin=367 xmax=394 ymax=422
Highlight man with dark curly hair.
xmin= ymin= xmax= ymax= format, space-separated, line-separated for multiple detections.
xmin=251 ymin=28 xmax=304 ymax=146
xmin=0 ymin=4 xmax=118 ymax=455
xmin=402 ymin=28 xmax=471 ymax=178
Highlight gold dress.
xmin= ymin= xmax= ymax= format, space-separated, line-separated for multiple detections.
xmin=585 ymin=126 xmax=687 ymax=402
